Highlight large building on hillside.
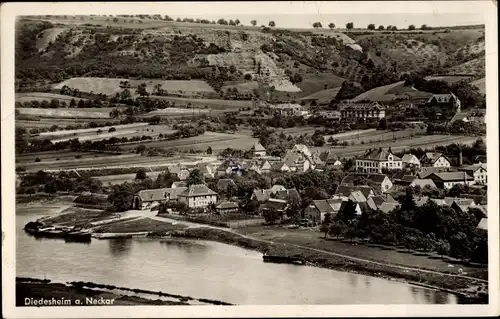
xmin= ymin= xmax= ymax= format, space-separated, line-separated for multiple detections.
xmin=356 ymin=148 xmax=402 ymax=173
xmin=340 ymin=102 xmax=385 ymax=123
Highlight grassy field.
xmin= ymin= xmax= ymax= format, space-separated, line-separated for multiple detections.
xmin=221 ymin=81 xmax=259 ymax=94
xmin=42 ymin=206 xmax=116 ymax=227
xmin=299 ymin=87 xmax=342 ymax=104
xmin=38 ymin=123 xmax=176 ymax=142
xmin=17 ymin=152 xmax=176 ymax=172
xmin=424 ymin=75 xmax=476 ymax=85
xmin=121 ymin=131 xmax=258 ymax=153
xmin=95 ymin=172 xmax=163 ymax=185
xmin=53 ymin=77 xmax=216 ymax=96
xmin=471 ymin=78 xmax=485 ymax=94
xmin=148 ymin=96 xmax=253 ymax=110
xmin=276 ymin=126 xmax=319 ymax=137
xmin=94 ymin=217 xmax=187 ymax=233
xmin=16 ymin=92 xmax=87 ymax=103
xmin=16 ymin=118 xmax=119 ymax=130
xmin=16 ymin=107 xmax=116 ymax=119
xmin=296 ymin=73 xmax=345 ymax=97
xmin=352 ymin=81 xmax=432 ymax=102
xmin=325 ymin=128 xmax=424 ymax=143
xmin=312 ymin=134 xmax=481 ymax=158
xmin=236 ymin=226 xmax=487 ymax=279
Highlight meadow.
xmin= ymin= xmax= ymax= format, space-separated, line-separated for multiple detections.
xmin=16 ymin=107 xmax=116 ymax=119
xmin=15 ymin=92 xmax=87 ymax=103
xmin=148 ymin=96 xmax=253 ymax=110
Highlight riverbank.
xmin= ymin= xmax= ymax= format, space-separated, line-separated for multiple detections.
xmin=171 ymin=227 xmax=488 ymax=304
xmin=16 ymin=277 xmax=233 ymax=306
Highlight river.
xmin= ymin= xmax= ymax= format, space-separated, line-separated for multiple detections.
xmin=16 ymin=207 xmax=458 ymax=305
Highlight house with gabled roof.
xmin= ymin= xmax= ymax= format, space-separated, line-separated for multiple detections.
xmin=418 ymin=166 xmax=449 ymax=179
xmin=271 ymin=161 xmax=291 ymax=172
xmin=341 ymin=173 xmax=393 ymax=193
xmin=458 ymin=163 xmax=487 ymax=185
xmin=283 ymin=152 xmax=312 ymax=172
xmin=290 ymin=144 xmax=312 ymax=157
xmin=251 ymin=142 xmax=267 ymax=157
xmin=427 ymin=93 xmax=461 ymax=111
xmin=304 ymin=199 xmax=343 ymax=224
xmin=340 ymin=102 xmax=386 ymax=123
xmin=420 ymin=152 xmax=451 ymax=168
xmin=356 ymin=147 xmax=402 ymax=173
xmin=216 ymin=158 xmax=245 ymax=177
xmin=427 ymin=171 xmax=475 ymax=189
xmin=169 ymin=165 xmax=190 ymax=180
xmin=134 ymin=187 xmax=187 ymax=210
xmin=317 ymin=150 xmax=342 ymax=168
xmin=401 ymin=153 xmax=421 ymax=168
xmin=178 ymin=184 xmax=217 ymax=208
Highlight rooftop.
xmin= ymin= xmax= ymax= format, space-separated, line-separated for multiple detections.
xmin=179 ymin=184 xmax=217 ymax=197
xmin=430 ymin=172 xmax=473 ymax=181
xmin=358 ymin=148 xmax=401 ymax=161
xmin=136 ymin=187 xmax=187 ymax=202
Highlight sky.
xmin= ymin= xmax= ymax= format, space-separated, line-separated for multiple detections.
xmin=171 ymin=13 xmax=485 ymax=29
xmin=159 ymin=1 xmax=486 ymax=29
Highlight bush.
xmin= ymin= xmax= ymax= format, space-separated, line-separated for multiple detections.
xmin=34 ymin=157 xmax=41 ymax=162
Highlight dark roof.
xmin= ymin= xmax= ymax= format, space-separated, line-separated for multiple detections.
xmin=172 ymin=181 xmax=187 ymax=188
xmin=358 ymin=148 xmax=401 ymax=161
xmin=260 ymin=198 xmax=287 ymax=211
xmin=418 ymin=166 xmax=448 ymax=178
xmin=136 ymin=187 xmax=187 ymax=202
xmin=252 ymin=142 xmax=266 ymax=152
xmin=429 ymin=172 xmax=474 ymax=182
xmin=341 ymin=173 xmax=389 ymax=186
xmin=312 ymin=200 xmax=337 ymax=214
xmin=402 ymin=175 xmax=418 ymax=183
xmin=179 ymin=184 xmax=217 ymax=197
xmin=420 ymin=152 xmax=450 ymax=165
xmin=216 ymin=200 xmax=239 ymax=210
xmin=428 ymin=93 xmax=459 ymax=103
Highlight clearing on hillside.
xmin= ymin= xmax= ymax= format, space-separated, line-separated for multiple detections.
xmin=35 ymin=27 xmax=67 ymax=51
xmin=299 ymin=87 xmax=342 ymax=104
xmin=15 ymin=92 xmax=87 ymax=104
xmin=424 ymin=75 xmax=477 ymax=84
xmin=53 ymin=77 xmax=216 ymax=96
xmin=352 ymin=81 xmax=432 ymax=102
xmin=296 ymin=74 xmax=345 ymax=97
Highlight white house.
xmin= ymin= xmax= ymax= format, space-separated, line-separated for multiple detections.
xmin=458 ymin=163 xmax=487 ymax=185
xmin=283 ymin=152 xmax=312 ymax=172
xmin=401 ymin=153 xmax=421 ymax=168
xmin=178 ymin=184 xmax=218 ymax=208
xmin=290 ymin=144 xmax=312 ymax=157
xmin=420 ymin=152 xmax=451 ymax=168
xmin=355 ymin=148 xmax=402 ymax=173
xmin=340 ymin=173 xmax=393 ymax=193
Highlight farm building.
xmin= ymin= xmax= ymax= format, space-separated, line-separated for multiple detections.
xmin=418 ymin=166 xmax=449 ymax=179
xmin=216 ymin=201 xmax=239 ymax=214
xmin=304 ymin=199 xmax=343 ymax=224
xmin=340 ymin=102 xmax=385 ymax=123
xmin=178 ymin=184 xmax=217 ymax=209
xmin=427 ymin=172 xmax=475 ymax=189
xmin=419 ymin=152 xmax=451 ymax=168
xmin=355 ymin=147 xmax=402 ymax=173
xmin=133 ymin=187 xmax=187 ymax=210
xmin=458 ymin=163 xmax=487 ymax=185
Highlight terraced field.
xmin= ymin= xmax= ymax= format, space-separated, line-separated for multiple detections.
xmin=312 ymin=134 xmax=481 ymax=158
xmin=121 ymin=131 xmax=258 ymax=153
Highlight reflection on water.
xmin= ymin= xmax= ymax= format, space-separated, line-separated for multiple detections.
xmin=16 ymin=210 xmax=458 ymax=305
xmin=108 ymin=238 xmax=132 ymax=257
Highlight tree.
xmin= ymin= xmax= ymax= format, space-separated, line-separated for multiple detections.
xmin=421 ymin=24 xmax=429 ymax=30
xmin=135 ymin=169 xmax=147 ymax=180
xmin=336 ymin=199 xmax=357 ymax=223
xmin=268 ymin=21 xmax=276 ymax=27
xmin=313 ymin=22 xmax=323 ymax=28
xmin=263 ymin=208 xmax=281 ymax=224
xmin=378 ymin=117 xmax=388 ymax=130
xmin=109 ymin=190 xmax=135 ymax=212
xmin=136 ymin=83 xmax=149 ymax=96
xmin=50 ymin=98 xmax=60 ymax=108
xmin=408 ymin=25 xmax=416 ymax=30
xmin=206 ymin=146 xmax=212 ymax=155
xmin=217 ymin=18 xmax=228 ymax=25
xmin=186 ymin=169 xmax=204 ymax=186
xmin=346 ymin=22 xmax=354 ymax=30
xmin=378 ymin=25 xmax=384 ymax=30
xmin=235 ymin=19 xmax=240 ymax=26
xmin=367 ymin=24 xmax=375 ymax=30
xmin=391 ymin=26 xmax=398 ymax=31
xmin=135 ymin=144 xmax=146 ymax=154
xmin=329 ymin=221 xmax=347 ymax=239
xmin=250 ymin=20 xmax=257 ymax=26
xmin=108 ymin=127 xmax=116 ymax=133
xmin=450 ymin=232 xmax=472 ymax=261
xmin=345 ymin=219 xmax=359 ymax=242
xmin=328 ymin=22 xmax=335 ymax=29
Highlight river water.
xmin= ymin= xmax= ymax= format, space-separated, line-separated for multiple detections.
xmin=16 ymin=208 xmax=458 ymax=305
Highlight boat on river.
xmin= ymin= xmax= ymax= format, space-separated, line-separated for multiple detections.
xmin=24 ymin=222 xmax=91 ymax=242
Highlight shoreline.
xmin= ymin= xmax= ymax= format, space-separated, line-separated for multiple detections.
xmin=168 ymin=227 xmax=488 ymax=304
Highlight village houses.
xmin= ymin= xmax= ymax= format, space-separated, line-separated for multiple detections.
xmin=340 ymin=173 xmax=393 ymax=193
xmin=420 ymin=152 xmax=451 ymax=168
xmin=355 ymin=147 xmax=402 ymax=173
xmin=427 ymin=171 xmax=475 ymax=189
xmin=340 ymin=102 xmax=386 ymax=123
xmin=401 ymin=153 xmax=421 ymax=168
xmin=458 ymin=163 xmax=487 ymax=185
xmin=133 ymin=187 xmax=187 ymax=210
xmin=251 ymin=142 xmax=267 ymax=157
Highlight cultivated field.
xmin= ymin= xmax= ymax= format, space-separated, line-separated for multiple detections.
xmin=148 ymin=96 xmax=253 ymax=110
xmin=16 ymin=118 xmax=119 ymax=130
xmin=299 ymin=87 xmax=342 ymax=104
xmin=16 ymin=107 xmax=117 ymax=119
xmin=424 ymin=75 xmax=476 ymax=85
xmin=121 ymin=131 xmax=258 ymax=153
xmin=276 ymin=126 xmax=319 ymax=137
xmin=53 ymin=77 xmax=216 ymax=96
xmin=16 ymin=92 xmax=87 ymax=103
xmin=296 ymin=73 xmax=345 ymax=97
xmin=38 ymin=123 xmax=176 ymax=142
xmin=325 ymin=128 xmax=425 ymax=143
xmin=311 ymin=134 xmax=481 ymax=158
xmin=95 ymin=171 xmax=163 ymax=185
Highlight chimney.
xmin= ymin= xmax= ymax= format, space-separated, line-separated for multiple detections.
xmin=458 ymin=149 xmax=463 ymax=167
